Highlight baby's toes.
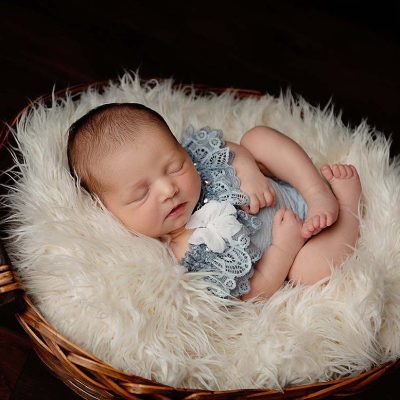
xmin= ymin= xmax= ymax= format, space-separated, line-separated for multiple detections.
xmin=327 ymin=212 xmax=337 ymax=227
xmin=312 ymin=215 xmax=321 ymax=229
xmin=312 ymin=215 xmax=323 ymax=234
xmin=306 ymin=218 xmax=316 ymax=231
xmin=320 ymin=164 xmax=333 ymax=181
xmin=319 ymin=214 xmax=327 ymax=228
xmin=345 ymin=164 xmax=356 ymax=178
xmin=302 ymin=220 xmax=314 ymax=238
xmin=338 ymin=164 xmax=347 ymax=177
xmin=342 ymin=165 xmax=351 ymax=177
xmin=332 ymin=164 xmax=341 ymax=178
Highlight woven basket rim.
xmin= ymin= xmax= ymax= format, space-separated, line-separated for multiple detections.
xmin=1 ymin=77 xmax=399 ymax=399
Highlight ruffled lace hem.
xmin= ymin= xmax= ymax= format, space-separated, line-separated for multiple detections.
xmin=181 ymin=126 xmax=250 ymax=211
xmin=180 ymin=126 xmax=263 ymax=298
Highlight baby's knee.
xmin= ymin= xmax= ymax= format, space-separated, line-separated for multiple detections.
xmin=287 ymin=248 xmax=333 ymax=285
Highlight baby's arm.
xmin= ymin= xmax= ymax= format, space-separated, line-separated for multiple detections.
xmin=239 ymin=126 xmax=339 ymax=238
xmin=226 ymin=140 xmax=277 ymax=213
xmin=240 ymin=207 xmax=306 ymax=300
xmin=239 ymin=127 xmax=321 ymax=197
xmin=226 ymin=140 xmax=273 ymax=177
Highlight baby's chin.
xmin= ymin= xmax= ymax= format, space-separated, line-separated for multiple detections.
xmin=164 ymin=220 xmax=191 ymax=238
xmin=128 ymin=204 xmax=195 ymax=238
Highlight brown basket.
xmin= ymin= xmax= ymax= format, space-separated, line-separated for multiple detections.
xmin=1 ymin=79 xmax=399 ymax=399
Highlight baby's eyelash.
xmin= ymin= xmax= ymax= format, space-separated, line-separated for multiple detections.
xmin=132 ymin=189 xmax=148 ymax=202
xmin=170 ymin=162 xmax=184 ymax=173
xmin=129 ymin=162 xmax=184 ymax=204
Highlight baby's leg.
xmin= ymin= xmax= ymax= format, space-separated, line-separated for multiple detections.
xmin=240 ymin=126 xmax=339 ymax=239
xmin=287 ymin=164 xmax=362 ymax=284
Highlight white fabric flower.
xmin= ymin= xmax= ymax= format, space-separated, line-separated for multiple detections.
xmin=185 ymin=200 xmax=242 ymax=253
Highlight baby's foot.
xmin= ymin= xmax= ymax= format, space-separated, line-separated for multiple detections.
xmin=320 ymin=164 xmax=362 ymax=213
xmin=301 ymin=168 xmax=340 ymax=239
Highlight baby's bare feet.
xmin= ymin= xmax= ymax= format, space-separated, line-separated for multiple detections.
xmin=301 ymin=171 xmax=340 ymax=239
xmin=320 ymin=164 xmax=362 ymax=212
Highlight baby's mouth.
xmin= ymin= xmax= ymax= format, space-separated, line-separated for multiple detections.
xmin=167 ymin=202 xmax=187 ymax=218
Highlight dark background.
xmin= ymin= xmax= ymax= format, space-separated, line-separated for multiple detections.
xmin=0 ymin=1 xmax=399 ymax=399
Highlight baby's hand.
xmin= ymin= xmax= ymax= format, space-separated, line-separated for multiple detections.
xmin=239 ymin=172 xmax=276 ymax=214
xmin=271 ymin=207 xmax=306 ymax=261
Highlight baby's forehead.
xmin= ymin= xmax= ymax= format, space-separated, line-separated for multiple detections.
xmin=130 ymin=124 xmax=180 ymax=147
xmin=106 ymin=128 xmax=182 ymax=158
xmin=92 ymin=112 xmax=181 ymax=162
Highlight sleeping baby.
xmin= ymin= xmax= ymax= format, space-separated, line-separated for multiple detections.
xmin=67 ymin=103 xmax=362 ymax=300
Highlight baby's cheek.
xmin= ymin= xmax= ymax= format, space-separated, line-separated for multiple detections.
xmin=118 ymin=207 xmax=145 ymax=233
xmin=143 ymin=203 xmax=165 ymax=235
xmin=121 ymin=213 xmax=138 ymax=231
xmin=184 ymin=170 xmax=201 ymax=198
xmin=129 ymin=213 xmax=157 ymax=237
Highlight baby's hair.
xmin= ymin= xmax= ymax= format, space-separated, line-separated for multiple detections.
xmin=67 ymin=102 xmax=175 ymax=195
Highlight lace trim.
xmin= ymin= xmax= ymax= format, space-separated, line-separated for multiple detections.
xmin=180 ymin=126 xmax=263 ymax=298
xmin=181 ymin=126 xmax=250 ymax=211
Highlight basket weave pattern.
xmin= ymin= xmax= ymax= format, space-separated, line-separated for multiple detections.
xmin=0 ymin=81 xmax=399 ymax=399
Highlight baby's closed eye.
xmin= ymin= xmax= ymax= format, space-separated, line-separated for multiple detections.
xmin=133 ymin=189 xmax=148 ymax=201
xmin=169 ymin=161 xmax=185 ymax=173
xmin=124 ymin=159 xmax=186 ymax=205
xmin=124 ymin=187 xmax=149 ymax=204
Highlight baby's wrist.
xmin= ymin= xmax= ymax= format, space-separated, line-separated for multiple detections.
xmin=270 ymin=243 xmax=296 ymax=263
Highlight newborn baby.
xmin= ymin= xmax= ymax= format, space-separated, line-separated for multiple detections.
xmin=67 ymin=103 xmax=362 ymax=300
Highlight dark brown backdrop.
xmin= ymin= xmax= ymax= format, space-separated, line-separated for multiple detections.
xmin=0 ymin=1 xmax=399 ymax=399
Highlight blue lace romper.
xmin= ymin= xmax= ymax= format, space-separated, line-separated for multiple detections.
xmin=179 ymin=126 xmax=308 ymax=298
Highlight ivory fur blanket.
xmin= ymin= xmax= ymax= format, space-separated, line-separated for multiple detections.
xmin=3 ymin=72 xmax=400 ymax=390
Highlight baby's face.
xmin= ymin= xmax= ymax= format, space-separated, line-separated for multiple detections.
xmin=99 ymin=125 xmax=201 ymax=239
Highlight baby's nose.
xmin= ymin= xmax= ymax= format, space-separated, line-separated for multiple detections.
xmin=159 ymin=178 xmax=179 ymax=199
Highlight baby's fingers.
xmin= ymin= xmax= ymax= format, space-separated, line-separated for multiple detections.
xmin=240 ymin=195 xmax=260 ymax=214
xmin=264 ymin=186 xmax=276 ymax=207
xmin=240 ymin=204 xmax=250 ymax=213
xmin=248 ymin=194 xmax=261 ymax=214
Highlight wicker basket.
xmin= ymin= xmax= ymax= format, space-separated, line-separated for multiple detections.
xmin=1 ymin=80 xmax=399 ymax=400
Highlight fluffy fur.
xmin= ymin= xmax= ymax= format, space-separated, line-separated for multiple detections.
xmin=2 ymin=72 xmax=400 ymax=390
